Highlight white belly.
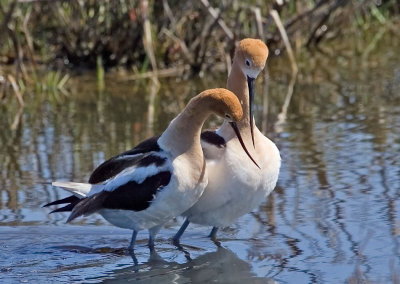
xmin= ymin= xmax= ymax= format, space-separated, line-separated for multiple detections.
xmin=99 ymin=157 xmax=208 ymax=231
xmin=183 ymin=130 xmax=280 ymax=227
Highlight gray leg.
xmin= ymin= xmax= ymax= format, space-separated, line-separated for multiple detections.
xmin=148 ymin=236 xmax=155 ymax=251
xmin=208 ymin=227 xmax=219 ymax=240
xmin=128 ymin=230 xmax=138 ymax=252
xmin=129 ymin=251 xmax=139 ymax=267
xmin=172 ymin=219 xmax=190 ymax=244
xmin=148 ymin=225 xmax=162 ymax=251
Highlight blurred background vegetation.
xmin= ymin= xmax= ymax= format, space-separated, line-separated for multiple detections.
xmin=0 ymin=0 xmax=399 ymax=104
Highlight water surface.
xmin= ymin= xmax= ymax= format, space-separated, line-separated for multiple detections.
xmin=1 ymin=36 xmax=400 ymax=283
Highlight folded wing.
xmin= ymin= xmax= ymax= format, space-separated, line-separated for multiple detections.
xmin=45 ymin=135 xmax=172 ymax=222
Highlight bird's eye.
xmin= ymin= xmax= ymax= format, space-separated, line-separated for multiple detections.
xmin=245 ymin=59 xmax=251 ymax=67
xmin=225 ymin=114 xmax=232 ymax=120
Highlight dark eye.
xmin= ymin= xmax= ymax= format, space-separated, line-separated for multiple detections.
xmin=245 ymin=59 xmax=251 ymax=67
xmin=225 ymin=114 xmax=232 ymax=119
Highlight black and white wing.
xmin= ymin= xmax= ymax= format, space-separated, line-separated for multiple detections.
xmin=89 ymin=135 xmax=162 ymax=184
xmin=45 ymin=135 xmax=172 ymax=221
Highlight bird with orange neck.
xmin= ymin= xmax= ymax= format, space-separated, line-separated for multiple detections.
xmin=174 ymin=39 xmax=281 ymax=241
xmin=44 ymin=88 xmax=258 ymax=251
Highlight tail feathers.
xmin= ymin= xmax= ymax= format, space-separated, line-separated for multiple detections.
xmin=52 ymin=181 xmax=92 ymax=197
xmin=50 ymin=203 xmax=77 ymax=214
xmin=66 ymin=193 xmax=107 ymax=223
xmin=48 ymin=181 xmax=101 ymax=223
xmin=44 ymin=195 xmax=81 ymax=215
xmin=43 ymin=195 xmax=80 ymax=207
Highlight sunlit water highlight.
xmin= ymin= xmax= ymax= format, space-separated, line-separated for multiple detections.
xmin=1 ymin=38 xmax=400 ymax=283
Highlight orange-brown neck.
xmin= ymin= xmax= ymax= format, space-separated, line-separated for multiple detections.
xmin=159 ymin=106 xmax=211 ymax=159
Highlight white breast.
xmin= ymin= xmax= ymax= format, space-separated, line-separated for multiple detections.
xmin=183 ymin=129 xmax=280 ymax=227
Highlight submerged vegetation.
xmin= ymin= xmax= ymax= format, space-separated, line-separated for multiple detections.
xmin=0 ymin=0 xmax=399 ymax=103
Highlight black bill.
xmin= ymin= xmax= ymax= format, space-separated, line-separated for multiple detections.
xmin=229 ymin=122 xmax=260 ymax=169
xmin=247 ymin=76 xmax=256 ymax=148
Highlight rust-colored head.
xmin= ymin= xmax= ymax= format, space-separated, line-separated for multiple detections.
xmin=196 ymin=88 xmax=243 ymax=122
xmin=234 ymin=38 xmax=269 ymax=79
xmin=196 ymin=88 xmax=259 ymax=168
xmin=233 ymin=38 xmax=269 ymax=148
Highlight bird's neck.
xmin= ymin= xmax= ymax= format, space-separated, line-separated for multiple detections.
xmin=158 ymin=104 xmax=210 ymax=159
xmin=226 ymin=61 xmax=250 ymax=129
xmin=219 ymin=61 xmax=253 ymax=141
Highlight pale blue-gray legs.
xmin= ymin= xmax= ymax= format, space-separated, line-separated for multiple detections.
xmin=148 ymin=225 xmax=162 ymax=251
xmin=128 ymin=226 xmax=161 ymax=252
xmin=128 ymin=230 xmax=138 ymax=252
xmin=208 ymin=227 xmax=219 ymax=240
xmin=173 ymin=219 xmax=220 ymax=244
xmin=173 ymin=219 xmax=190 ymax=244
xmin=148 ymin=235 xmax=155 ymax=251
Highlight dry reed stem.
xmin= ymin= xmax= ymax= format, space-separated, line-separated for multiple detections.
xmin=0 ymin=0 xmax=17 ymax=50
xmin=270 ymin=9 xmax=298 ymax=74
xmin=162 ymin=0 xmax=177 ymax=28
xmin=22 ymin=8 xmax=38 ymax=75
xmin=122 ymin=65 xmax=189 ymax=81
xmin=10 ymin=106 xmax=23 ymax=131
xmin=161 ymin=28 xmax=193 ymax=64
xmin=252 ymin=7 xmax=264 ymax=40
xmin=275 ymin=71 xmax=297 ymax=131
xmin=146 ymin=76 xmax=160 ymax=138
xmin=199 ymin=0 xmax=234 ymax=40
xmin=7 ymin=74 xmax=24 ymax=107
xmin=141 ymin=0 xmax=158 ymax=71
xmin=261 ymin=68 xmax=269 ymax=134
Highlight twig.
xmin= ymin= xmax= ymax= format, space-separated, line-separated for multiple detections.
xmin=146 ymin=76 xmax=160 ymax=138
xmin=17 ymin=0 xmax=61 ymax=2
xmin=11 ymin=106 xmax=23 ymax=131
xmin=141 ymin=0 xmax=158 ymax=71
xmin=274 ymin=71 xmax=297 ymax=132
xmin=22 ymin=7 xmax=38 ymax=73
xmin=195 ymin=11 xmax=220 ymax=73
xmin=362 ymin=26 xmax=387 ymax=61
xmin=7 ymin=74 xmax=24 ymax=107
xmin=161 ymin=28 xmax=193 ymax=64
xmin=270 ymin=9 xmax=298 ymax=74
xmin=199 ymin=0 xmax=234 ymax=40
xmin=162 ymin=0 xmax=177 ymax=28
xmin=0 ymin=0 xmax=17 ymax=50
xmin=0 ymin=74 xmax=7 ymax=101
xmin=306 ymin=0 xmax=347 ymax=47
xmin=7 ymin=26 xmax=28 ymax=81
xmin=122 ymin=65 xmax=190 ymax=81
xmin=284 ymin=0 xmax=330 ymax=31
xmin=261 ymin=68 xmax=269 ymax=134
xmin=252 ymin=7 xmax=264 ymax=39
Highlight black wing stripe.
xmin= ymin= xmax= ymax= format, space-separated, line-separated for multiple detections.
xmin=201 ymin=131 xmax=226 ymax=148
xmin=120 ymin=136 xmax=161 ymax=156
xmin=67 ymin=171 xmax=172 ymax=222
xmin=103 ymin=171 xmax=171 ymax=211
xmin=137 ymin=155 xmax=166 ymax=168
xmin=89 ymin=155 xmax=143 ymax=184
xmin=89 ymin=136 xmax=161 ymax=184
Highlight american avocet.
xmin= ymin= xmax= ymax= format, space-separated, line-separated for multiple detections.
xmin=44 ymin=88 xmax=258 ymax=251
xmin=173 ymin=39 xmax=281 ymax=241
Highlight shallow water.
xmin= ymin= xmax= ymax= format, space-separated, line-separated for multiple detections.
xmin=1 ymin=37 xmax=400 ymax=283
